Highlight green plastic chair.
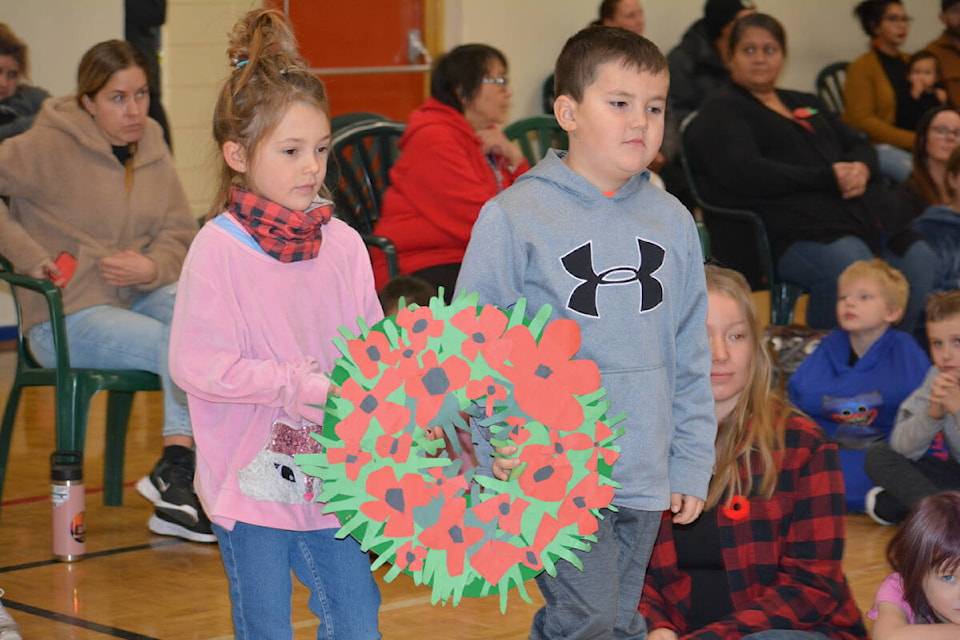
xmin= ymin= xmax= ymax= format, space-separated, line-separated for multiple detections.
xmin=815 ymin=61 xmax=848 ymax=114
xmin=325 ymin=119 xmax=407 ymax=279
xmin=503 ymin=115 xmax=569 ymax=167
xmin=0 ymin=255 xmax=162 ymax=513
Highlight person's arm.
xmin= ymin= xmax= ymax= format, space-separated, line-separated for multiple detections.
xmin=689 ymin=93 xmax=839 ymax=198
xmin=0 ymin=127 xmax=57 ymax=272
xmin=891 ymin=372 xmax=946 ymax=460
xmin=388 ymin=123 xmax=517 ymax=248
xmin=666 ymin=218 xmax=715 ymax=513
xmin=0 ymin=86 xmax=50 ymax=142
xmin=842 ymin=55 xmax=915 ymax=150
xmin=689 ymin=429 xmax=860 ymax=639
xmin=872 ymin=601 xmax=960 ymax=640
xmin=169 ymin=233 xmax=333 ymax=424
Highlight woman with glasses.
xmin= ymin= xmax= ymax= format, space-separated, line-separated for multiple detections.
xmin=894 ymin=106 xmax=960 ymax=225
xmin=685 ymin=13 xmax=935 ymax=333
xmin=843 ymin=0 xmax=936 ymax=183
xmin=371 ymin=44 xmax=528 ymax=301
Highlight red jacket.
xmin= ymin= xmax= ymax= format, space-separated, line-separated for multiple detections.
xmin=371 ymin=98 xmax=528 ymax=288
xmin=640 ymin=413 xmax=868 ymax=640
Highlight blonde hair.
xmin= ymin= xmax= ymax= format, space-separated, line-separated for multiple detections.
xmin=210 ymin=9 xmax=331 ymax=216
xmin=838 ymin=258 xmax=909 ymax=315
xmin=704 ymin=265 xmax=787 ymax=510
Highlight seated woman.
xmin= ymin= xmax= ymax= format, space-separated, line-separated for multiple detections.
xmin=639 ymin=264 xmax=868 ymax=640
xmin=0 ymin=41 xmax=206 ymax=542
xmin=842 ymin=0 xmax=941 ymax=183
xmin=685 ymin=13 xmax=934 ymax=332
xmin=371 ymin=44 xmax=528 ymax=300
xmin=911 ymin=145 xmax=960 ymax=292
xmin=895 ymin=105 xmax=960 ymax=224
xmin=0 ymin=22 xmax=50 ymax=142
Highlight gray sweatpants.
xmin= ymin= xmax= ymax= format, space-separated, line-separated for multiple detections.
xmin=530 ymin=506 xmax=661 ymax=640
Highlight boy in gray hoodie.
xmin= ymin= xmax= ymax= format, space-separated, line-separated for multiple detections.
xmin=456 ymin=26 xmax=715 ymax=640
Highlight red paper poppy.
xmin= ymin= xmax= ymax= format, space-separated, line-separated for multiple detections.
xmin=401 ymin=351 xmax=471 ymax=425
xmin=451 ymin=305 xmax=511 ymax=367
xmin=518 ymin=515 xmax=563 ymax=572
xmin=472 ymin=493 xmax=530 ymax=536
xmin=375 ymin=432 xmax=413 ymax=464
xmin=324 ymin=442 xmax=373 ymax=482
xmin=495 ymin=319 xmax=600 ymax=431
xmin=470 ymin=539 xmax=528 ymax=585
xmin=394 ymin=541 xmax=428 ymax=572
xmin=517 ymin=444 xmax=575 ymax=502
xmin=396 ymin=305 xmax=444 ymax=350
xmin=335 ymin=380 xmax=412 ymax=443
xmin=423 ymin=466 xmax=469 ymax=501
xmin=466 ymin=376 xmax=509 ymax=417
xmin=792 ymin=106 xmax=818 ymax=119
xmin=722 ymin=494 xmax=750 ymax=521
xmin=591 ymin=420 xmax=620 ymax=467
xmin=556 ymin=474 xmax=614 ymax=535
xmin=503 ymin=416 xmax=532 ymax=446
xmin=345 ymin=331 xmax=399 ymax=380
xmin=360 ymin=467 xmax=434 ymax=537
xmin=418 ymin=496 xmax=486 ymax=576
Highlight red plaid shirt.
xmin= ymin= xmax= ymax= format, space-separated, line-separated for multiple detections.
xmin=640 ymin=413 xmax=868 ymax=639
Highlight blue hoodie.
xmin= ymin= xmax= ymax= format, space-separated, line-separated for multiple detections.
xmin=911 ymin=204 xmax=960 ymax=292
xmin=456 ymin=150 xmax=715 ymax=511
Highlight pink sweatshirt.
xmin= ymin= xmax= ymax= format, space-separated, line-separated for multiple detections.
xmin=169 ymin=213 xmax=383 ymax=531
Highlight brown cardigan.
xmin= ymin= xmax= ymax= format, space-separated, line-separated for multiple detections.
xmin=0 ymin=95 xmax=197 ymax=331
xmin=841 ymin=49 xmax=915 ymax=150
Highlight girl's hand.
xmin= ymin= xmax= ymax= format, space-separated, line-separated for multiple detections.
xmin=670 ymin=493 xmax=705 ymax=524
xmin=476 ymin=127 xmax=525 ymax=171
xmin=646 ymin=629 xmax=679 ymax=640
xmin=491 ymin=443 xmax=520 ymax=480
xmin=99 ymin=250 xmax=158 ymax=287
xmin=29 ymin=258 xmax=67 ymax=287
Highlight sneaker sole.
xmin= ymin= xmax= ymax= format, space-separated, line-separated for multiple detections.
xmin=148 ymin=514 xmax=217 ymax=544
xmin=136 ymin=476 xmax=200 ymax=525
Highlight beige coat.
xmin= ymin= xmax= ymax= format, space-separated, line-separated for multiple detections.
xmin=0 ymin=95 xmax=196 ymax=331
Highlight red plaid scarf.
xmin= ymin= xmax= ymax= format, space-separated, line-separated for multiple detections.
xmin=228 ymin=186 xmax=333 ymax=263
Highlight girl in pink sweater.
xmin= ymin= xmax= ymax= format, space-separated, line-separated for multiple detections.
xmin=168 ymin=9 xmax=382 ymax=639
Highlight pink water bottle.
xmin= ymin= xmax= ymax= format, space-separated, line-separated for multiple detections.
xmin=51 ymin=451 xmax=85 ymax=562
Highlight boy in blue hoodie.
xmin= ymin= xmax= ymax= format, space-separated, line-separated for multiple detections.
xmin=456 ymin=26 xmax=715 ymax=640
xmin=788 ymin=259 xmax=930 ymax=512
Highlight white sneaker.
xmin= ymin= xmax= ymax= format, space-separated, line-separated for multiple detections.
xmin=0 ymin=589 xmax=22 ymax=640
xmin=865 ymin=486 xmax=894 ymax=526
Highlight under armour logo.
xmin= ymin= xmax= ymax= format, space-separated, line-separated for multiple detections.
xmin=561 ymin=238 xmax=665 ymax=317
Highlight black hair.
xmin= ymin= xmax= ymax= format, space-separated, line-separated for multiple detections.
xmin=430 ymin=44 xmax=507 ymax=114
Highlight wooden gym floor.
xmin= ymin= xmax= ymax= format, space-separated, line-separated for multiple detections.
xmin=0 ymin=345 xmax=890 ymax=639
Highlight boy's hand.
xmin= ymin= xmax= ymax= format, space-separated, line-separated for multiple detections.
xmin=929 ymin=372 xmax=960 ymax=416
xmin=647 ymin=629 xmax=679 ymax=640
xmin=670 ymin=493 xmax=704 ymax=524
xmin=491 ymin=444 xmax=520 ymax=481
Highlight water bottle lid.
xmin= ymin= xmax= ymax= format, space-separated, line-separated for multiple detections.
xmin=51 ymin=450 xmax=83 ymax=481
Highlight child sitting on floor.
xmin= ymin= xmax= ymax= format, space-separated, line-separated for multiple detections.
xmin=788 ymin=259 xmax=930 ymax=511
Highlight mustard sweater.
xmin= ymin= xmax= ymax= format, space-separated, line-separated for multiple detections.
xmin=0 ymin=95 xmax=197 ymax=331
xmin=841 ymin=49 xmax=914 ymax=150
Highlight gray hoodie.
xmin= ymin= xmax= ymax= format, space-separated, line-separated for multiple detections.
xmin=892 ymin=367 xmax=960 ymax=462
xmin=456 ymin=150 xmax=715 ymax=511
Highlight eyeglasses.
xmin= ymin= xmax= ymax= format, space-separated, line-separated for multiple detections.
xmin=481 ymin=77 xmax=509 ymax=88
xmin=882 ymin=14 xmax=912 ymax=23
xmin=930 ymin=125 xmax=960 ymax=139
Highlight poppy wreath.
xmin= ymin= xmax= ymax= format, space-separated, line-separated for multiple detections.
xmin=296 ymin=291 xmax=623 ymax=611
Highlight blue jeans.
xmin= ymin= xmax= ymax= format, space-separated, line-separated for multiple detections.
xmin=778 ymin=236 xmax=935 ymax=333
xmin=214 ymin=522 xmax=381 ymax=640
xmin=875 ymin=143 xmax=912 ymax=184
xmin=27 ymin=284 xmax=191 ymax=438
xmin=532 ymin=507 xmax=661 ymax=639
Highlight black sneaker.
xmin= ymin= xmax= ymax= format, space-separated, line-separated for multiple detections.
xmin=865 ymin=486 xmax=905 ymax=526
xmin=137 ymin=456 xmax=201 ymax=526
xmin=148 ymin=510 xmax=217 ymax=544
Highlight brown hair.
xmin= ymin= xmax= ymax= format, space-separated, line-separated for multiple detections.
xmin=887 ymin=491 xmax=960 ymax=623
xmin=838 ymin=258 xmax=909 ymax=316
xmin=210 ymin=9 xmax=331 ymax=215
xmin=728 ymin=13 xmax=788 ymax=57
xmin=906 ymin=105 xmax=960 ymax=206
xmin=0 ymin=23 xmax=29 ymax=79
xmin=554 ymin=25 xmax=666 ymax=104
xmin=704 ymin=264 xmax=787 ymax=510
xmin=378 ymin=275 xmax=438 ymax=315
xmin=76 ymin=40 xmax=150 ymax=193
xmin=926 ymin=289 xmax=960 ymax=324
xmin=944 ymin=143 xmax=960 ymax=200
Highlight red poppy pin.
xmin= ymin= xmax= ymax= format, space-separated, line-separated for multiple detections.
xmin=722 ymin=494 xmax=750 ymax=521
xmin=792 ymin=107 xmax=819 ymax=119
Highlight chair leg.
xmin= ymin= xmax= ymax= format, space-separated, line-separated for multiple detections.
xmin=103 ymin=391 xmax=135 ymax=506
xmin=771 ymin=283 xmax=804 ymax=326
xmin=0 ymin=383 xmax=24 ymax=517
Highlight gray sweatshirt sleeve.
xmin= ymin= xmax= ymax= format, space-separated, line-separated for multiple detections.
xmin=891 ymin=368 xmax=951 ymax=460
